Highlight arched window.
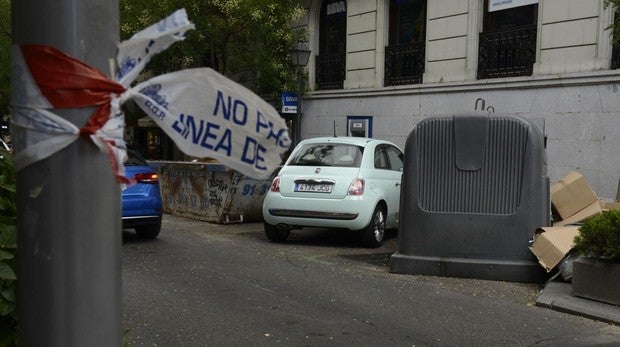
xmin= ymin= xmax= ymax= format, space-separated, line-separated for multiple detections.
xmin=316 ymin=0 xmax=347 ymax=90
xmin=385 ymin=0 xmax=427 ymax=86
xmin=478 ymin=2 xmax=538 ymax=79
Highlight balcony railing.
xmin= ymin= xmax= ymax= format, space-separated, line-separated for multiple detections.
xmin=315 ymin=53 xmax=345 ymax=90
xmin=478 ymin=25 xmax=536 ymax=79
xmin=385 ymin=42 xmax=425 ymax=86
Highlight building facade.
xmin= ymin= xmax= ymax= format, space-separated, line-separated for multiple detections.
xmin=295 ymin=0 xmax=620 ymax=198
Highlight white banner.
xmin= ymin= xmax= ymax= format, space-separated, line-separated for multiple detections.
xmin=11 ymin=107 xmax=79 ymax=171
xmin=123 ymin=68 xmax=291 ymax=179
xmin=489 ymin=0 xmax=538 ymax=12
xmin=10 ymin=9 xmax=195 ymax=181
xmin=116 ymin=8 xmax=195 ymax=87
xmin=11 ymin=8 xmax=290 ymax=181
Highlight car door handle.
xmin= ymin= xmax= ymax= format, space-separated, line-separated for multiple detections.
xmin=395 ymin=182 xmax=400 ymax=187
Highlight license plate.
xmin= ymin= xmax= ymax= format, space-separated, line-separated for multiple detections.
xmin=294 ymin=183 xmax=333 ymax=193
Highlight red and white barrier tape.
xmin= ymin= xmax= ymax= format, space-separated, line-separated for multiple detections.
xmin=11 ymin=8 xmax=291 ymax=181
xmin=11 ymin=9 xmax=194 ymax=183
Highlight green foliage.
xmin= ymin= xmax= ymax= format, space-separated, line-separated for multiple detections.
xmin=573 ymin=210 xmax=620 ymax=263
xmin=0 ymin=150 xmax=17 ymax=345
xmin=604 ymin=0 xmax=620 ymax=44
xmin=120 ymin=0 xmax=307 ymax=102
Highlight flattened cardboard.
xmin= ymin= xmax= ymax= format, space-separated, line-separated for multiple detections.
xmin=551 ymin=171 xmax=598 ymax=220
xmin=600 ymin=200 xmax=620 ymax=211
xmin=530 ymin=226 xmax=580 ymax=272
xmin=553 ymin=201 xmax=602 ymax=227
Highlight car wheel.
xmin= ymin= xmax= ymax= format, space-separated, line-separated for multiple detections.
xmin=360 ymin=205 xmax=386 ymax=248
xmin=264 ymin=222 xmax=290 ymax=242
xmin=135 ymin=221 xmax=161 ymax=239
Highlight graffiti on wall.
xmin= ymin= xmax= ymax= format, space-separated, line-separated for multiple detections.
xmin=159 ymin=162 xmax=273 ymax=223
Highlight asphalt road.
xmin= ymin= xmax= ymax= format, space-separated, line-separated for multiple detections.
xmin=122 ymin=214 xmax=620 ymax=346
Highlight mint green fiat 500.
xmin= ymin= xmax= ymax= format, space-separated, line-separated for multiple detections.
xmin=262 ymin=137 xmax=403 ymax=248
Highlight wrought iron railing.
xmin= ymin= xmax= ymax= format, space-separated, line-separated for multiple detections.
xmin=384 ymin=42 xmax=425 ymax=86
xmin=315 ymin=53 xmax=345 ymax=90
xmin=478 ymin=25 xmax=536 ymax=79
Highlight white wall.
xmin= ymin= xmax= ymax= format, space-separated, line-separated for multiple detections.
xmin=425 ymin=0 xmax=476 ymax=82
xmin=535 ymin=0 xmax=613 ymax=74
xmin=345 ymin=1 xmax=378 ymax=88
xmin=302 ymin=73 xmax=620 ymax=199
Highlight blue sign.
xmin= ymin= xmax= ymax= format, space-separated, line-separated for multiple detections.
xmin=281 ymin=91 xmax=297 ymax=114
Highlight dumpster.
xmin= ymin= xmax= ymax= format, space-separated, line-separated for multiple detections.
xmin=156 ymin=161 xmax=275 ymax=224
xmin=390 ymin=114 xmax=551 ymax=282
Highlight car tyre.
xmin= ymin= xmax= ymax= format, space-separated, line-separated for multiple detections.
xmin=264 ymin=222 xmax=290 ymax=242
xmin=136 ymin=221 xmax=161 ymax=239
xmin=360 ymin=205 xmax=386 ymax=248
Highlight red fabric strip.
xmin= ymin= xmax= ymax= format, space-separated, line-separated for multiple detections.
xmin=20 ymin=45 xmax=125 ymax=108
xmin=20 ymin=44 xmax=130 ymax=183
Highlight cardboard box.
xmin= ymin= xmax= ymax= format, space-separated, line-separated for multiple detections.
xmin=530 ymin=226 xmax=580 ymax=272
xmin=551 ymin=171 xmax=598 ymax=220
xmin=600 ymin=200 xmax=620 ymax=211
xmin=552 ymin=199 xmax=620 ymax=227
xmin=553 ymin=200 xmax=603 ymax=227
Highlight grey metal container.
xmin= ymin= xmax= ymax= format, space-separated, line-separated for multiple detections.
xmin=390 ymin=114 xmax=550 ymax=282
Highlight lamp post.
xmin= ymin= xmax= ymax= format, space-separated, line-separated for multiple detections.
xmin=13 ymin=1 xmax=121 ymax=345
xmin=290 ymin=42 xmax=311 ymax=147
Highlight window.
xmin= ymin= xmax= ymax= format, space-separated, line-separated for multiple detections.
xmin=375 ymin=146 xmax=389 ymax=169
xmin=612 ymin=9 xmax=620 ymax=69
xmin=316 ymin=0 xmax=347 ymax=90
xmin=477 ymin=3 xmax=538 ymax=79
xmin=386 ymin=146 xmax=404 ymax=171
xmin=483 ymin=3 xmax=537 ymax=32
xmin=385 ymin=0 xmax=427 ymax=86
xmin=389 ymin=0 xmax=426 ymax=45
xmin=290 ymin=143 xmax=363 ymax=168
xmin=374 ymin=144 xmax=404 ymax=171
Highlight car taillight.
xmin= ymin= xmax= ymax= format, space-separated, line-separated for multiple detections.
xmin=347 ymin=178 xmax=364 ymax=196
xmin=270 ymin=176 xmax=281 ymax=192
xmin=135 ymin=173 xmax=158 ymax=184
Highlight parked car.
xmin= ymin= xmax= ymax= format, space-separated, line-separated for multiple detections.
xmin=122 ymin=146 xmax=163 ymax=239
xmin=262 ymin=137 xmax=403 ymax=248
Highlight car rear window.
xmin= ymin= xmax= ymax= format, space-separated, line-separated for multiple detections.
xmin=289 ymin=143 xmax=363 ymax=167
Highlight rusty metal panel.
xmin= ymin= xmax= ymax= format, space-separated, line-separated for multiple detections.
xmin=157 ymin=162 xmax=273 ymax=224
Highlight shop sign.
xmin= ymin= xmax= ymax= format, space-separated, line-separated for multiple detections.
xmin=489 ymin=0 xmax=537 ymax=12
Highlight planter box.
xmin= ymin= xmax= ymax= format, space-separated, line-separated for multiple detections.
xmin=572 ymin=257 xmax=620 ymax=306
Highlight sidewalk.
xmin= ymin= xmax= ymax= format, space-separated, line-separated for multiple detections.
xmin=537 ymin=281 xmax=620 ymax=325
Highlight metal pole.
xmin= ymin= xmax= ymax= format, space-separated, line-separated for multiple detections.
xmin=12 ymin=1 xmax=121 ymax=346
xmin=295 ymin=66 xmax=303 ymax=146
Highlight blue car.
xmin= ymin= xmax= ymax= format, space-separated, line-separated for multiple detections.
xmin=122 ymin=146 xmax=163 ymax=239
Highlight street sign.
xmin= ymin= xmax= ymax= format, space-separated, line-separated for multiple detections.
xmin=281 ymin=91 xmax=297 ymax=114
